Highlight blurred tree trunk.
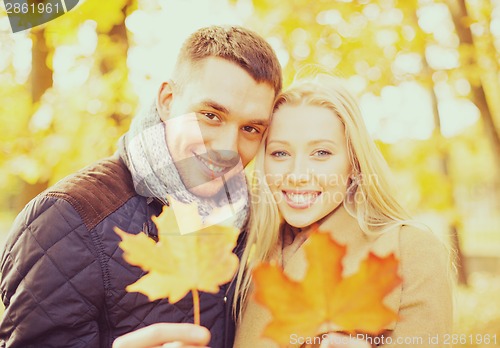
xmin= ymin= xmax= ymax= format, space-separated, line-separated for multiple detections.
xmin=31 ymin=28 xmax=52 ymax=102
xmin=426 ymin=63 xmax=468 ymax=285
xmin=446 ymin=0 xmax=500 ymax=170
xmin=412 ymin=8 xmax=469 ymax=285
xmin=101 ymin=0 xmax=131 ymax=128
xmin=14 ymin=28 xmax=53 ymax=211
xmin=100 ymin=3 xmax=130 ymax=75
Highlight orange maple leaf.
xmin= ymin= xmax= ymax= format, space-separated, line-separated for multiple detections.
xmin=114 ymin=198 xmax=240 ymax=324
xmin=252 ymin=227 xmax=401 ymax=345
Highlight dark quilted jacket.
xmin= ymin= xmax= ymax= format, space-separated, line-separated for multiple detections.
xmin=0 ymin=157 xmax=240 ymax=348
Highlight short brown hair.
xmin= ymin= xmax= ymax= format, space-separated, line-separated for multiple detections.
xmin=173 ymin=26 xmax=282 ymax=96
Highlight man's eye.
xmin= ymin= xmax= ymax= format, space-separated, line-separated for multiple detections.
xmin=202 ymin=112 xmax=220 ymax=121
xmin=242 ymin=126 xmax=259 ymax=134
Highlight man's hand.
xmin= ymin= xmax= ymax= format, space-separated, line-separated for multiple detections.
xmin=112 ymin=323 xmax=211 ymax=348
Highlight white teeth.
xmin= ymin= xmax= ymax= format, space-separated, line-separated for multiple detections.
xmin=285 ymin=192 xmax=318 ymax=204
xmin=200 ymin=158 xmax=225 ymax=173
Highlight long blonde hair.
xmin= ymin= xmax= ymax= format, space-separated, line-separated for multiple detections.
xmin=233 ymin=75 xmax=414 ymax=318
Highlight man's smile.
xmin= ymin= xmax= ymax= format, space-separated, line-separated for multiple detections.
xmin=194 ymin=152 xmax=234 ymax=176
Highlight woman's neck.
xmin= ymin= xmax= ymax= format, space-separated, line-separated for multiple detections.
xmin=317 ymin=203 xmax=354 ymax=231
xmin=283 ymin=204 xmax=349 ymax=239
xmin=279 ymin=204 xmax=358 ymax=268
xmin=280 ymin=203 xmax=360 ymax=254
xmin=287 ymin=225 xmax=303 ymax=238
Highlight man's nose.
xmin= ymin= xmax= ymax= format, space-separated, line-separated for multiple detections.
xmin=209 ymin=126 xmax=240 ymax=163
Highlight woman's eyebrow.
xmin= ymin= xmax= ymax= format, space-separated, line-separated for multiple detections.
xmin=268 ymin=139 xmax=337 ymax=146
xmin=267 ymin=140 xmax=290 ymax=145
xmin=308 ymin=139 xmax=337 ymax=146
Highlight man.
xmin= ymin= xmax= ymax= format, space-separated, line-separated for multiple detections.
xmin=0 ymin=25 xmax=281 ymax=348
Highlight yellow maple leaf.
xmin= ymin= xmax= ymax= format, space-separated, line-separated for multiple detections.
xmin=114 ymin=198 xmax=240 ymax=324
xmin=252 ymin=227 xmax=401 ymax=346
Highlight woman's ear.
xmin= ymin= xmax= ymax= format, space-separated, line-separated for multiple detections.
xmin=156 ymin=81 xmax=174 ymax=122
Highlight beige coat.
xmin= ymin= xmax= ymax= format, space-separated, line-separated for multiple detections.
xmin=234 ymin=206 xmax=453 ymax=347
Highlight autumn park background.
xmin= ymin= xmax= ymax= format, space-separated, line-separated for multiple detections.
xmin=0 ymin=0 xmax=499 ymax=346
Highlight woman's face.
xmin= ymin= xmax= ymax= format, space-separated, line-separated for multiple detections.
xmin=264 ymin=103 xmax=352 ymax=228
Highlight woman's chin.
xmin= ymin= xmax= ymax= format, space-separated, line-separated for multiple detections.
xmin=282 ymin=216 xmax=316 ymax=229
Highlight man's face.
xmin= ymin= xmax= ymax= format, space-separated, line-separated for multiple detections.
xmin=157 ymin=57 xmax=276 ymax=198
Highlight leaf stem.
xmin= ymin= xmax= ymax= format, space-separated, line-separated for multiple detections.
xmin=192 ymin=289 xmax=200 ymax=325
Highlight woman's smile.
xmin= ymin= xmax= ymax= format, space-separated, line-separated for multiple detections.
xmin=281 ymin=190 xmax=322 ymax=209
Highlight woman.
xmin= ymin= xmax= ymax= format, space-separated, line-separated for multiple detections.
xmin=233 ymin=75 xmax=453 ymax=348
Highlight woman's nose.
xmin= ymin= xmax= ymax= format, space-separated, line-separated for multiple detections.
xmin=286 ymin=157 xmax=311 ymax=185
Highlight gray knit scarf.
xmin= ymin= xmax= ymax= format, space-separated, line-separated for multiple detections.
xmin=117 ymin=102 xmax=249 ymax=232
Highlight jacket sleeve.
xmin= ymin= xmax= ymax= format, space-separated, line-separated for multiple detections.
xmin=381 ymin=226 xmax=454 ymax=348
xmin=0 ymin=195 xmax=105 ymax=347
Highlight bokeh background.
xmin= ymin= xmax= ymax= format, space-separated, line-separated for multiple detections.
xmin=0 ymin=0 xmax=499 ymax=346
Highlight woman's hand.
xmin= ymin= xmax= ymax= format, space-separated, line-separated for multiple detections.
xmin=112 ymin=323 xmax=211 ymax=348
xmin=319 ymin=332 xmax=371 ymax=348
xmin=301 ymin=332 xmax=372 ymax=348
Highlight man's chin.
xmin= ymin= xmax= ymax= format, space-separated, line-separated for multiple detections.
xmin=185 ymin=172 xmax=247 ymax=204
xmin=179 ymin=162 xmax=246 ymax=199
xmin=187 ymin=180 xmax=225 ymax=198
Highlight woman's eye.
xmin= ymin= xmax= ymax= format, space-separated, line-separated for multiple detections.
xmin=242 ymin=126 xmax=259 ymax=134
xmin=313 ymin=150 xmax=332 ymax=157
xmin=270 ymin=151 xmax=289 ymax=157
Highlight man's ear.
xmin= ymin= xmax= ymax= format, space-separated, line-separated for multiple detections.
xmin=157 ymin=81 xmax=174 ymax=122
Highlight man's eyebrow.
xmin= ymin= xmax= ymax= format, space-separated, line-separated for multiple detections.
xmin=249 ymin=119 xmax=269 ymax=127
xmin=199 ymin=100 xmax=230 ymax=114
